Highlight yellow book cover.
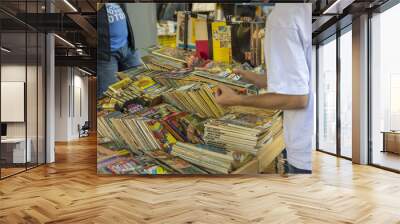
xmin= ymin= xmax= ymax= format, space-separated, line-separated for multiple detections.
xmin=211 ymin=21 xmax=232 ymax=63
xmin=109 ymin=77 xmax=132 ymax=92
xmin=133 ymin=76 xmax=156 ymax=90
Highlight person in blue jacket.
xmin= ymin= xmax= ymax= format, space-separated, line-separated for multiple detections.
xmin=97 ymin=3 xmax=142 ymax=97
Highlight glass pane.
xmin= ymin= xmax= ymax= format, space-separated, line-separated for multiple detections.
xmin=312 ymin=46 xmax=317 ymax=151
xmin=27 ymin=31 xmax=38 ymax=169
xmin=340 ymin=29 xmax=352 ymax=158
xmin=38 ymin=33 xmax=46 ymax=165
xmin=1 ymin=31 xmax=28 ymax=177
xmin=318 ymin=37 xmax=337 ymax=154
xmin=371 ymin=3 xmax=400 ymax=171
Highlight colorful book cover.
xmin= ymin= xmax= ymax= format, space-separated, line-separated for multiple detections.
xmin=133 ymin=76 xmax=157 ymax=90
xmin=211 ymin=21 xmax=232 ymax=63
xmin=194 ymin=17 xmax=209 ymax=59
xmin=147 ymin=120 xmax=177 ymax=150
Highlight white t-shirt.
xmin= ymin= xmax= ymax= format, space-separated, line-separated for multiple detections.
xmin=264 ymin=3 xmax=314 ymax=170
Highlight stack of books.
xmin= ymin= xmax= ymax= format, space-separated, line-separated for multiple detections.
xmin=105 ymin=157 xmax=169 ymax=175
xmin=109 ymin=104 xmax=179 ymax=152
xmin=97 ymin=46 xmax=286 ymax=175
xmin=103 ymin=78 xmax=141 ymax=105
xmin=97 ymin=146 xmax=170 ymax=175
xmin=151 ymin=47 xmax=191 ymax=64
xmin=147 ymin=150 xmax=208 ymax=174
xmin=108 ymin=104 xmax=205 ymax=153
xmin=190 ymin=70 xmax=257 ymax=95
xmin=152 ymin=70 xmax=194 ymax=88
xmin=133 ymin=75 xmax=169 ymax=104
xmin=142 ymin=55 xmax=187 ymax=71
xmin=104 ymin=76 xmax=167 ymax=107
xmin=116 ymin=65 xmax=150 ymax=79
xmin=162 ymin=83 xmax=225 ymax=118
xmin=171 ymin=142 xmax=252 ymax=174
xmin=159 ymin=112 xmax=205 ymax=144
xmin=97 ymin=111 xmax=126 ymax=147
xmin=203 ymin=110 xmax=282 ymax=155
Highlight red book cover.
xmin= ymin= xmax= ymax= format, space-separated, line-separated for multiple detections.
xmin=196 ymin=40 xmax=209 ymax=59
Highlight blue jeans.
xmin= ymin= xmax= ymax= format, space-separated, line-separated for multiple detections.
xmin=281 ymin=149 xmax=312 ymax=174
xmin=97 ymin=44 xmax=142 ymax=97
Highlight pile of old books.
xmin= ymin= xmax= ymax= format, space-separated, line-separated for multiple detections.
xmin=102 ymin=76 xmax=166 ymax=108
xmin=204 ymin=110 xmax=282 ymax=155
xmin=190 ymin=70 xmax=258 ymax=95
xmin=97 ymin=146 xmax=169 ymax=174
xmin=101 ymin=104 xmax=206 ymax=153
xmin=141 ymin=46 xmax=191 ymax=71
xmin=163 ymin=83 xmax=225 ymax=118
xmin=98 ymin=111 xmax=126 ymax=147
xmin=97 ymin=46 xmax=285 ymax=175
xmin=171 ymin=142 xmax=252 ymax=174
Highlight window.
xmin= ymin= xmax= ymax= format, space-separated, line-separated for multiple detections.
xmin=0 ymin=0 xmax=47 ymax=179
xmin=371 ymin=2 xmax=400 ymax=171
xmin=340 ymin=29 xmax=352 ymax=158
xmin=317 ymin=37 xmax=337 ymax=154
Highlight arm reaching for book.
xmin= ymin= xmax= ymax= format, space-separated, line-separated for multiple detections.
xmin=215 ymin=85 xmax=308 ymax=110
xmin=233 ymin=69 xmax=268 ymax=89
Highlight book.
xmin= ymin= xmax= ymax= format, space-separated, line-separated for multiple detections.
xmin=148 ymin=150 xmax=208 ymax=174
xmin=211 ymin=21 xmax=232 ymax=63
xmin=171 ymin=142 xmax=252 ymax=174
xmin=97 ymin=111 xmax=126 ymax=147
xmin=176 ymin=11 xmax=196 ymax=50
xmin=151 ymin=46 xmax=192 ymax=64
xmin=192 ymin=3 xmax=216 ymax=12
xmin=203 ymin=110 xmax=282 ymax=155
xmin=194 ymin=17 xmax=210 ymax=59
xmin=162 ymin=83 xmax=225 ymax=118
xmin=97 ymin=45 xmax=284 ymax=175
xmin=190 ymin=70 xmax=257 ymax=94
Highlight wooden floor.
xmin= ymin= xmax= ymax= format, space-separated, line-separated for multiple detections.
xmin=1 ymin=136 xmax=400 ymax=224
xmin=373 ymin=150 xmax=400 ymax=171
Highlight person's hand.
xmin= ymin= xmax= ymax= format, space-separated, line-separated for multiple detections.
xmin=232 ymin=68 xmax=245 ymax=75
xmin=215 ymin=85 xmax=243 ymax=107
xmin=232 ymin=68 xmax=251 ymax=81
xmin=232 ymin=68 xmax=268 ymax=88
xmin=185 ymin=55 xmax=196 ymax=68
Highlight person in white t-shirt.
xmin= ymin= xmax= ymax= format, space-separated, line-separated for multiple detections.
xmin=215 ymin=3 xmax=313 ymax=174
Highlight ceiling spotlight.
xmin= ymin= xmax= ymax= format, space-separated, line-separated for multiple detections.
xmin=63 ymin=0 xmax=78 ymax=12
xmin=78 ymin=67 xmax=92 ymax=76
xmin=54 ymin=34 xmax=75 ymax=48
xmin=1 ymin=47 xmax=11 ymax=53
xmin=322 ymin=0 xmax=354 ymax=15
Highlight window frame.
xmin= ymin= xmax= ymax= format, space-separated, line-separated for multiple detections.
xmin=315 ymin=24 xmax=353 ymax=161
xmin=367 ymin=0 xmax=400 ymax=173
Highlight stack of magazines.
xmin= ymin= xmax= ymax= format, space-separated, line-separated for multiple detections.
xmin=203 ymin=110 xmax=282 ymax=155
xmin=163 ymin=83 xmax=225 ymax=118
xmin=97 ymin=46 xmax=285 ymax=175
xmin=171 ymin=142 xmax=252 ymax=174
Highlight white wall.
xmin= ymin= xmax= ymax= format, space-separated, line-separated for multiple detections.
xmin=54 ymin=67 xmax=89 ymax=141
xmin=1 ymin=64 xmax=46 ymax=164
xmin=55 ymin=66 xmax=69 ymax=141
xmin=1 ymin=65 xmax=26 ymax=139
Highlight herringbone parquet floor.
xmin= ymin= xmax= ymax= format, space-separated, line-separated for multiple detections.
xmin=1 ymin=135 xmax=400 ymax=224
